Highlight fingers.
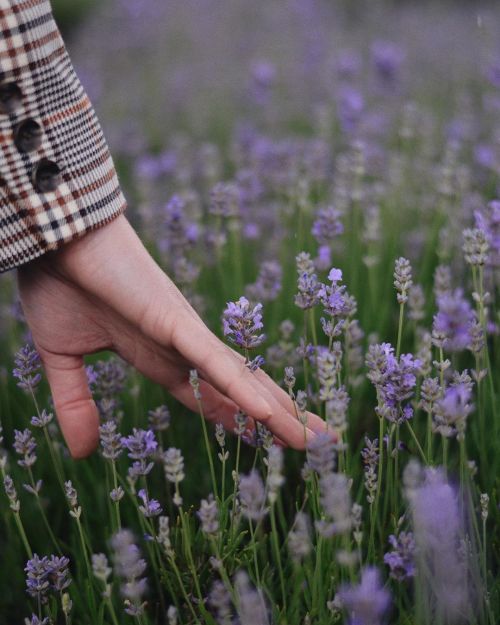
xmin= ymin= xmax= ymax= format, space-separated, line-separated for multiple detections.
xmin=39 ymin=351 xmax=99 ymax=459
xmin=171 ymin=324 xmax=318 ymax=449
xmin=252 ymin=367 xmax=337 ymax=440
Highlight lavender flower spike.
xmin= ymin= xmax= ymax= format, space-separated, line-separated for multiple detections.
xmin=13 ymin=345 xmax=42 ymax=393
xmin=337 ymin=566 xmax=391 ymax=625
xmin=111 ymin=529 xmax=148 ymax=617
xmin=223 ymin=296 xmax=266 ymax=350
xmin=238 ymin=469 xmax=267 ymax=521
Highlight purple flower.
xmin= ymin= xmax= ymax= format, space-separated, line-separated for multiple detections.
xmin=25 ymin=555 xmax=50 ymax=600
xmin=25 ymin=616 xmax=50 ymax=625
xmin=148 ymin=405 xmax=171 ymax=432
xmin=409 ymin=467 xmax=471 ymax=622
xmin=306 ymin=432 xmax=336 ymax=477
xmin=13 ymin=345 xmax=42 ymax=393
xmin=210 ymin=181 xmax=241 ymax=218
xmin=197 ymin=493 xmax=219 ymax=536
xmin=99 ymin=421 xmax=123 ymax=461
xmin=30 ymin=409 xmax=53 ymax=428
xmin=246 ymin=260 xmax=282 ymax=302
xmin=121 ymin=429 xmax=158 ymax=460
xmin=46 ymin=555 xmax=72 ymax=592
xmin=337 ymin=86 xmax=364 ymax=133
xmin=371 ymin=40 xmax=405 ymax=83
xmin=13 ymin=429 xmax=37 ymax=468
xmin=366 ymin=343 xmax=420 ymax=424
xmin=111 ymin=530 xmax=147 ymax=616
xmin=311 ymin=205 xmax=343 ymax=246
xmin=238 ymin=469 xmax=267 ymax=521
xmin=474 ymin=200 xmax=500 ymax=268
xmin=162 ymin=195 xmax=199 ymax=256
xmin=287 ymin=511 xmax=312 ymax=563
xmin=234 ymin=570 xmax=269 ymax=625
xmin=295 ymin=252 xmax=321 ymax=309
xmin=138 ymin=489 xmax=162 ymax=517
xmin=318 ymin=268 xmax=350 ymax=320
xmin=122 ymin=429 xmax=157 ymax=478
xmin=433 ymin=383 xmax=473 ymax=439
xmin=433 ymin=289 xmax=474 ymax=351
xmin=87 ymin=358 xmax=127 ymax=398
xmin=223 ymin=297 xmax=266 ymax=350
xmin=25 ymin=554 xmax=71 ymax=601
xmin=384 ymin=532 xmax=416 ymax=582
xmin=337 ymin=566 xmax=391 ymax=625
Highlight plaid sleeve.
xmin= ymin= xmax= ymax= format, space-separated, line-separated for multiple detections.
xmin=0 ymin=0 xmax=127 ymax=272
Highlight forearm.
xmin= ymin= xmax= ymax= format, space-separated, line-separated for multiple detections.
xmin=0 ymin=0 xmax=126 ymax=272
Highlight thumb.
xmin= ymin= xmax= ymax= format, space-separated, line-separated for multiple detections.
xmin=40 ymin=351 xmax=100 ymax=459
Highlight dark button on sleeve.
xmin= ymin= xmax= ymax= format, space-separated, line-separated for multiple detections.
xmin=14 ymin=119 xmax=43 ymax=152
xmin=0 ymin=82 xmax=23 ymax=115
xmin=32 ymin=158 xmax=62 ymax=193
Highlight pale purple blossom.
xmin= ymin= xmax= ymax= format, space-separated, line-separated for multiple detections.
xmin=223 ymin=297 xmax=265 ymax=350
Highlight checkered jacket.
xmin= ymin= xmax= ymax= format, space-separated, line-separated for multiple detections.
xmin=0 ymin=0 xmax=127 ymax=272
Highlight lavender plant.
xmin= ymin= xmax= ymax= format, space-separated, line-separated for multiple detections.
xmin=0 ymin=0 xmax=499 ymax=623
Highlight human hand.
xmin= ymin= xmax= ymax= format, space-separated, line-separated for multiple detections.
xmin=17 ymin=215 xmax=331 ymax=458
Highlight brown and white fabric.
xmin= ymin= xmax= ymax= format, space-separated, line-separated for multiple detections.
xmin=0 ymin=0 xmax=127 ymax=272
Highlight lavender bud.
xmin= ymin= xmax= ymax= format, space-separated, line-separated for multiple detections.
xmin=306 ymin=432 xmax=336 ymax=477
xmin=315 ymin=472 xmax=352 ymax=537
xmin=138 ymin=489 xmax=162 ymax=518
xmin=99 ymin=421 xmax=123 ymax=461
xmin=288 ymin=511 xmax=312 ymax=563
xmin=208 ymin=580 xmax=233 ymax=625
xmin=13 ymin=345 xmax=42 ymax=393
xmin=234 ymin=570 xmax=269 ymax=625
xmin=167 ymin=605 xmax=178 ymax=625
xmin=480 ymin=494 xmax=489 ymax=521
xmin=157 ymin=516 xmax=173 ymax=556
xmin=121 ymin=428 xmax=158 ymax=460
xmin=463 ymin=228 xmax=489 ymax=266
xmin=409 ymin=467 xmax=471 ymax=621
xmin=238 ymin=469 xmax=267 ymax=521
xmin=148 ymin=405 xmax=171 ymax=431
xmin=384 ymin=532 xmax=416 ymax=582
xmin=394 ymin=257 xmax=413 ymax=304
xmin=189 ymin=369 xmax=202 ymax=399
xmin=337 ymin=567 xmax=391 ymax=625
xmin=13 ymin=428 xmax=37 ymax=468
xmin=215 ymin=423 xmax=226 ymax=448
xmin=222 ymin=297 xmax=266 ymax=350
xmin=4 ymin=474 xmax=20 ymax=512
xmin=408 ymin=284 xmax=425 ymax=322
xmin=197 ymin=493 xmax=219 ymax=536
xmin=284 ymin=366 xmax=296 ymax=392
xmin=163 ymin=448 xmax=185 ymax=484
xmin=25 ymin=555 xmax=50 ymax=601
xmin=234 ymin=410 xmax=248 ymax=436
xmin=264 ymin=445 xmax=285 ymax=504
xmin=47 ymin=555 xmax=71 ymax=592
xmin=92 ymin=553 xmax=112 ymax=584
xmin=210 ymin=181 xmax=240 ymax=218
xmin=30 ymin=410 xmax=53 ymax=428
xmin=111 ymin=530 xmax=148 ymax=615
xmin=433 ymin=264 xmax=452 ymax=298
xmin=361 ymin=437 xmax=379 ymax=504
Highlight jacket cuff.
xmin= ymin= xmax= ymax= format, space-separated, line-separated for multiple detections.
xmin=0 ymin=0 xmax=127 ymax=273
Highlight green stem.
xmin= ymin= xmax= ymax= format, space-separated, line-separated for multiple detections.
xmin=406 ymin=421 xmax=427 ymax=463
xmin=27 ymin=467 xmax=62 ymax=554
xmin=195 ymin=396 xmax=219 ymax=501
xmin=14 ymin=511 xmax=33 ymax=558
xmin=270 ymin=503 xmax=286 ymax=610
xmin=396 ymin=302 xmax=405 ymax=358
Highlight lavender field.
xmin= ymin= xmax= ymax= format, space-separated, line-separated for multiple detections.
xmin=1 ymin=0 xmax=500 ymax=623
